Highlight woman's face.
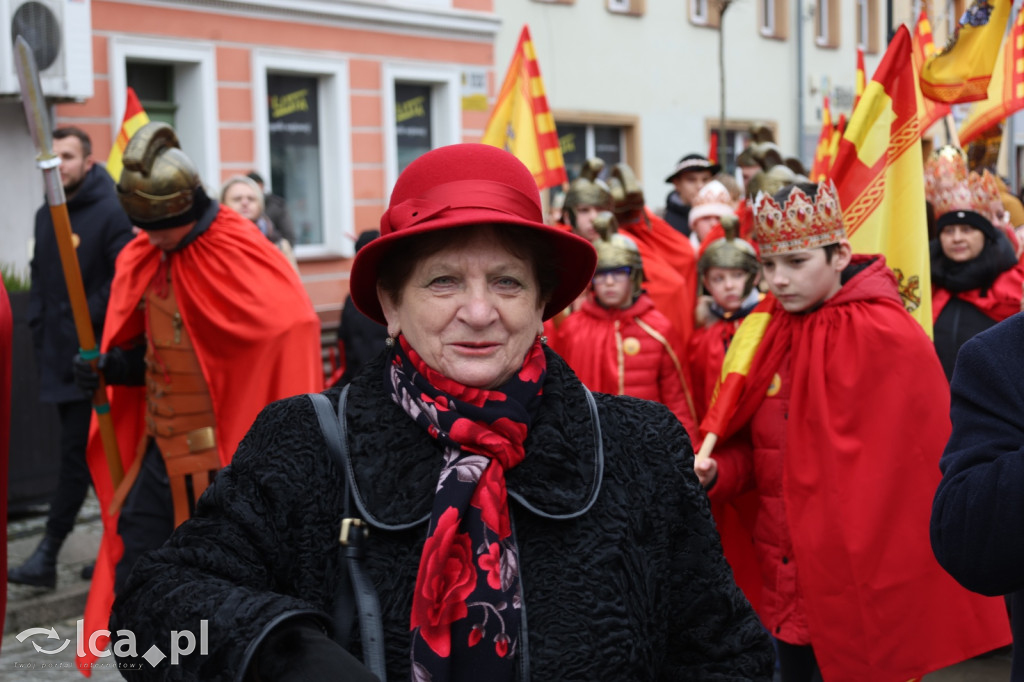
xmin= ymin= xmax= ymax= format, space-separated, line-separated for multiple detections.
xmin=223 ymin=182 xmax=261 ymax=221
xmin=379 ymin=227 xmax=545 ymax=389
xmin=939 ymin=223 xmax=985 ymax=262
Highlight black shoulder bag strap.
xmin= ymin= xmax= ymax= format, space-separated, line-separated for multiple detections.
xmin=308 ymin=389 xmax=388 ymax=681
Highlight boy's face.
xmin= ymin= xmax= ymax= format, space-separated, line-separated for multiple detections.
xmin=703 ymin=266 xmax=752 ymax=314
xmin=592 ymin=267 xmax=634 ymax=309
xmin=761 ymin=243 xmax=850 ymax=313
xmin=572 ymin=205 xmax=601 ymax=242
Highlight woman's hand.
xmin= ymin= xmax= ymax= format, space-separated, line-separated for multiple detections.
xmin=694 ymin=456 xmax=718 ymax=489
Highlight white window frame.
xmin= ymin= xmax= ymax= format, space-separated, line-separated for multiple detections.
xmin=691 ymin=0 xmax=709 ymax=24
xmin=760 ymin=0 xmax=775 ymax=35
xmin=109 ymin=37 xmax=219 ymax=189
xmin=856 ymin=0 xmax=869 ymax=49
xmin=253 ymin=50 xmax=353 ymax=259
xmin=815 ymin=0 xmax=830 ymax=45
xmin=382 ymin=64 xmax=461 ymax=204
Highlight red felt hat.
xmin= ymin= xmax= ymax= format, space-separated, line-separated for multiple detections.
xmin=350 ymin=144 xmax=597 ymax=324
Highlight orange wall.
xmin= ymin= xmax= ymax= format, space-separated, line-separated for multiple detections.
xmin=57 ymin=2 xmax=496 ymax=326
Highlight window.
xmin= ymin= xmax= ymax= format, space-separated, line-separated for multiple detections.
xmin=690 ymin=0 xmax=722 ymax=28
xmin=267 ymin=74 xmax=324 ymax=247
xmin=606 ymin=0 xmax=645 ymax=16
xmin=707 ymin=120 xmax=776 ymax=175
xmin=110 ymin=38 xmax=219 ymax=189
xmin=856 ymin=0 xmax=880 ymax=53
xmin=126 ymin=63 xmax=176 ymax=126
xmin=254 ymin=51 xmax=352 ymax=257
xmin=815 ymin=0 xmax=840 ymax=48
xmin=394 ymin=83 xmax=433 ymax=175
xmin=759 ymin=0 xmax=787 ymax=39
xmin=548 ymin=117 xmax=637 ymax=212
xmin=383 ymin=65 xmax=461 ymax=198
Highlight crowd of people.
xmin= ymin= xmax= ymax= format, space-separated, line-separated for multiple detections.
xmin=12 ymin=119 xmax=1024 ymax=680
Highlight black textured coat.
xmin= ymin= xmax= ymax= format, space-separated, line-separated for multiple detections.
xmin=29 ymin=164 xmax=134 ymax=403
xmin=111 ymin=350 xmax=772 ymax=680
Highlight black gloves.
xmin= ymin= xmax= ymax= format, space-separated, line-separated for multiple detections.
xmin=73 ymin=346 xmax=146 ymax=393
xmin=251 ymin=618 xmax=380 ymax=682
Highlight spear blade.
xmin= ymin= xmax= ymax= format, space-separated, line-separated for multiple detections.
xmin=13 ymin=36 xmax=59 ymax=180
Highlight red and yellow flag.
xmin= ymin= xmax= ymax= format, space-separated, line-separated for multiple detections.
xmin=920 ymin=0 xmax=1012 ymax=104
xmin=854 ymin=47 xmax=866 ymax=113
xmin=810 ymin=97 xmax=834 ymax=182
xmin=830 ymin=25 xmax=932 ymax=336
xmin=481 ymin=26 xmax=567 ymax=190
xmin=959 ymin=4 xmax=1024 ymax=145
xmin=105 ymin=88 xmax=150 ymax=185
xmin=826 ymin=113 xmax=846 ymax=168
xmin=912 ymin=10 xmax=953 ymax=134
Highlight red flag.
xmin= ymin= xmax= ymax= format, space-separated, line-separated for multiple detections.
xmin=959 ymin=3 xmax=1024 ymax=144
xmin=810 ymin=97 xmax=834 ymax=182
xmin=105 ymin=88 xmax=150 ymax=184
xmin=854 ymin=47 xmax=866 ymax=112
xmin=481 ymin=26 xmax=567 ymax=190
xmin=708 ymin=130 xmax=719 ymax=165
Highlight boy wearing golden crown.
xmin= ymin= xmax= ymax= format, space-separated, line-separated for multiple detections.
xmin=693 ymin=181 xmax=1011 ymax=682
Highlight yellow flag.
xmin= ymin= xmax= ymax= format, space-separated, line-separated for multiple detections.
xmin=959 ymin=4 xmax=1024 ymax=144
xmin=830 ymin=26 xmax=932 ymax=337
xmin=920 ymin=0 xmax=1012 ymax=104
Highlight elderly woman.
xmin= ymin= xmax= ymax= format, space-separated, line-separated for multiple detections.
xmin=110 ymin=144 xmax=772 ymax=681
xmin=220 ymin=175 xmax=298 ymax=270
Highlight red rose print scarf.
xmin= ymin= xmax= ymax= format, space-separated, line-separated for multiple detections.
xmin=387 ymin=335 xmax=546 ymax=682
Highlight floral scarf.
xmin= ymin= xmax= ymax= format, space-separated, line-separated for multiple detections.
xmin=387 ymin=335 xmax=546 ymax=682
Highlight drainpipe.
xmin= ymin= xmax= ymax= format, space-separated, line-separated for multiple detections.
xmin=796 ymin=0 xmax=805 ymax=162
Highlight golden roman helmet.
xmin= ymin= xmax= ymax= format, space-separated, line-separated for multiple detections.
xmin=698 ymin=216 xmax=760 ymax=297
xmin=608 ymin=162 xmax=647 ymax=225
xmin=745 ymin=163 xmax=797 ymax=201
xmin=592 ymin=211 xmax=644 ymax=296
xmin=562 ymin=157 xmax=613 ymax=229
xmin=117 ymin=121 xmax=203 ymax=230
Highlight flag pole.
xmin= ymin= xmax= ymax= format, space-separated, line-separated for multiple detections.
xmin=943 ymin=113 xmax=962 ymax=148
xmin=14 ymin=37 xmax=124 ymax=488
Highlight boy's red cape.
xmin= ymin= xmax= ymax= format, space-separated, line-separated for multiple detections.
xmin=710 ymin=256 xmax=1010 ymax=681
xmin=77 ymin=209 xmax=323 ymax=672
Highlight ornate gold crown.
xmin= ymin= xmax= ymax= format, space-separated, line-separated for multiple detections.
xmin=924 ymin=147 xmax=1007 ymax=226
xmin=753 ymin=180 xmax=846 ymax=257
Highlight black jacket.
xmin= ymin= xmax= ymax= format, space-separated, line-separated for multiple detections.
xmin=334 ymin=294 xmax=387 ymax=386
xmin=663 ymin=190 xmax=691 ymax=237
xmin=29 ymin=164 xmax=134 ymax=403
xmin=111 ymin=350 xmax=773 ymax=680
xmin=931 ymin=313 xmax=1024 ymax=681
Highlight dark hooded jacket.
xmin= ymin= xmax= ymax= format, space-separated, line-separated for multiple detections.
xmin=110 ymin=349 xmax=773 ymax=681
xmin=29 ymin=163 xmax=134 ymax=403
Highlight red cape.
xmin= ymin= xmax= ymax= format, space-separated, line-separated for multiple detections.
xmin=78 ymin=208 xmax=323 ymax=671
xmin=715 ymin=256 xmax=1010 ymax=680
xmin=931 ymin=262 xmax=1024 ymax=323
xmin=618 ymin=209 xmax=698 ymax=345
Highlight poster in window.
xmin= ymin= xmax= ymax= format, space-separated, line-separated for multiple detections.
xmin=267 ymin=74 xmax=323 ymax=246
xmin=395 ymin=83 xmax=433 ymax=173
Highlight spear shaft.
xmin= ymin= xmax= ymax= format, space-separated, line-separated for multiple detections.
xmin=14 ymin=36 xmax=124 ymax=487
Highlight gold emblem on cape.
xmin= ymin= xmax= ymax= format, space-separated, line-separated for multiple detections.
xmin=71 ymin=233 xmax=81 ymax=249
xmin=622 ymin=337 xmax=641 ymax=356
xmin=766 ymin=372 xmax=782 ymax=397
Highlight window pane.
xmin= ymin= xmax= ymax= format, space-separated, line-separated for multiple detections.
xmin=395 ymin=83 xmax=433 ymax=174
xmin=593 ymin=125 xmax=623 ymax=167
xmin=126 ymin=62 xmax=177 ymax=125
xmin=268 ymin=74 xmax=323 ymax=246
xmin=558 ymin=123 xmax=588 ymax=182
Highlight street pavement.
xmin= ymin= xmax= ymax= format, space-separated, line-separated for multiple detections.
xmin=1 ymin=493 xmax=1014 ymax=680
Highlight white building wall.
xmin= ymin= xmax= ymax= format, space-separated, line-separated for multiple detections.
xmin=0 ymin=102 xmax=45 ymax=281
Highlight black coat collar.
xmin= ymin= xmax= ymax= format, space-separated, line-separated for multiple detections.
xmin=341 ymin=347 xmax=602 ymax=528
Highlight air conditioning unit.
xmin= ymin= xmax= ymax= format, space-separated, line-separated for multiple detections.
xmin=0 ymin=0 xmax=93 ymax=100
